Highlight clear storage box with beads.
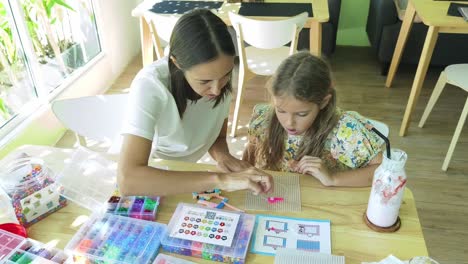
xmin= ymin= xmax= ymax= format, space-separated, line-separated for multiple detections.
xmin=153 ymin=253 xmax=197 ymax=264
xmin=64 ymin=213 xmax=167 ymax=264
xmin=54 ymin=147 xmax=167 ymax=263
xmin=57 ymin=147 xmax=161 ymax=221
xmin=107 ymin=195 xmax=160 ymax=221
xmin=0 ymin=155 xmax=67 ymax=227
xmin=0 ymin=229 xmax=69 ymax=263
xmin=161 ymin=203 xmax=255 ymax=264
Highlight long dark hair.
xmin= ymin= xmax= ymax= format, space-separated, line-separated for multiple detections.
xmin=259 ymin=52 xmax=339 ymax=170
xmin=168 ymin=9 xmax=235 ymax=118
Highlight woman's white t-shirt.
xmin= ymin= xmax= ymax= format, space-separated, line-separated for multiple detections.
xmin=121 ymin=58 xmax=232 ymax=162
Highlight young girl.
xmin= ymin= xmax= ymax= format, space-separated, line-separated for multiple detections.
xmin=118 ymin=9 xmax=273 ymax=196
xmin=243 ymin=52 xmax=384 ymax=187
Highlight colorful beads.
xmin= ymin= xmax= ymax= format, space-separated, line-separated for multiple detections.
xmin=161 ymin=204 xmax=255 ymax=264
xmin=1 ymin=158 xmax=67 ymax=227
xmin=107 ymin=195 xmax=159 ymax=221
xmin=0 ymin=230 xmax=68 ymax=264
xmin=66 ymin=214 xmax=167 ymax=264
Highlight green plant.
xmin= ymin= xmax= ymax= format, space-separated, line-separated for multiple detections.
xmin=0 ymin=97 xmax=11 ymax=120
xmin=21 ymin=0 xmax=75 ymax=72
xmin=0 ymin=2 xmax=17 ymax=68
xmin=0 ymin=2 xmax=20 ymax=96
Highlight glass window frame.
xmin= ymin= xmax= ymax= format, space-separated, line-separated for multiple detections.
xmin=0 ymin=0 xmax=103 ymax=142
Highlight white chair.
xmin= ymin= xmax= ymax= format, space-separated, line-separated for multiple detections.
xmin=52 ymin=94 xmax=128 ymax=154
xmin=419 ymin=64 xmax=468 ymax=171
xmin=369 ymin=119 xmax=389 ymax=138
xmin=144 ymin=13 xmax=180 ymax=60
xmin=228 ymin=11 xmax=308 ymax=137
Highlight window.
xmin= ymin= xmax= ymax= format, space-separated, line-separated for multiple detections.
xmin=0 ymin=1 xmax=35 ymax=126
xmin=0 ymin=0 xmax=101 ymax=129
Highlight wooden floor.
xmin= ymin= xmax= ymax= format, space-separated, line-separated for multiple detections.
xmin=56 ymin=47 xmax=468 ymax=263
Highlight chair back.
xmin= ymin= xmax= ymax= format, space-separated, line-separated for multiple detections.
xmin=145 ymin=13 xmax=180 ymax=59
xmin=228 ymin=12 xmax=308 ymax=49
xmin=52 ymin=94 xmax=128 ymax=144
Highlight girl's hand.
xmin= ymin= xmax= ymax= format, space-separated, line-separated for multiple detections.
xmin=219 ymin=168 xmax=274 ymax=195
xmin=291 ymin=156 xmax=335 ymax=187
xmin=217 ymin=155 xmax=253 ymax=173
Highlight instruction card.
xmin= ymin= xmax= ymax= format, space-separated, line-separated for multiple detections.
xmin=169 ymin=205 xmax=240 ymax=247
xmin=250 ymin=215 xmax=331 ymax=255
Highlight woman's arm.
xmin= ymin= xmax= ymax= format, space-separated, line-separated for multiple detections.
xmin=208 ymin=119 xmax=252 ymax=172
xmin=118 ymin=134 xmax=273 ymax=196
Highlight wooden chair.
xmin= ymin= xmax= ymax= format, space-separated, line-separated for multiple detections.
xmin=144 ymin=13 xmax=180 ymax=60
xmin=418 ymin=64 xmax=468 ymax=171
xmin=228 ymin=12 xmax=308 ymax=137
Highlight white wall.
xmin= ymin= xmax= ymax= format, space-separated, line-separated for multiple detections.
xmin=0 ymin=0 xmax=142 ymax=155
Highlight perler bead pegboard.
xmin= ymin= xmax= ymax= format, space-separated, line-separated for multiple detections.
xmin=245 ymin=175 xmax=301 ymax=212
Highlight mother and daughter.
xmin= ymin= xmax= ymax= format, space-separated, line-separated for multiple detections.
xmin=117 ymin=9 xmax=385 ymax=197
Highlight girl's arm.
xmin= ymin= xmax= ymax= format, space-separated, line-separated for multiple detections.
xmin=118 ymin=134 xmax=273 ymax=196
xmin=208 ymin=119 xmax=252 ymax=172
xmin=294 ymin=153 xmax=382 ymax=187
xmin=329 ymin=162 xmax=380 ymax=187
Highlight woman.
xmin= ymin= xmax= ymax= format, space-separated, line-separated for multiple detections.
xmin=118 ymin=9 xmax=273 ymax=196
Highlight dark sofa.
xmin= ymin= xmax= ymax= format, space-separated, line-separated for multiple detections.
xmin=366 ymin=0 xmax=468 ymax=75
xmin=297 ymin=0 xmax=342 ymax=57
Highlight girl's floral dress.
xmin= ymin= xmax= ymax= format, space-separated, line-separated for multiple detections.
xmin=248 ymin=104 xmax=385 ymax=173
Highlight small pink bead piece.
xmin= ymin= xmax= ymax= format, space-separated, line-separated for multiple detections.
xmin=267 ymin=197 xmax=284 ymax=204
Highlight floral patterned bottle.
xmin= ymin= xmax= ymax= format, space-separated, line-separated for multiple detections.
xmin=366 ymin=149 xmax=407 ymax=228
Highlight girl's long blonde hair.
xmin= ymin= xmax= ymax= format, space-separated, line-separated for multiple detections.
xmin=258 ymin=52 xmax=339 ymax=170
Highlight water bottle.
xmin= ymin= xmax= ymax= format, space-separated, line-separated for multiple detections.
xmin=366 ymin=148 xmax=407 ymax=229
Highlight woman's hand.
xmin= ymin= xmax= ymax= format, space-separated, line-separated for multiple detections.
xmin=217 ymin=154 xmax=253 ymax=172
xmin=219 ymin=167 xmax=274 ymax=195
xmin=291 ymin=156 xmax=335 ymax=187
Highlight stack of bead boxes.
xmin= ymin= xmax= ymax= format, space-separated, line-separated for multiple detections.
xmin=107 ymin=195 xmax=160 ymax=221
xmin=0 ymin=229 xmax=69 ymax=263
xmin=55 ymin=147 xmax=159 ymax=222
xmin=64 ymin=213 xmax=167 ymax=264
xmin=48 ymin=147 xmax=167 ymax=263
xmin=0 ymin=156 xmax=66 ymax=227
xmin=161 ymin=203 xmax=255 ymax=264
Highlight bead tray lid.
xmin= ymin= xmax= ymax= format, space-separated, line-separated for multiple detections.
xmin=55 ymin=147 xmax=117 ymax=213
xmin=0 ymin=229 xmax=24 ymax=260
xmin=0 ymin=229 xmax=69 ymax=263
xmin=64 ymin=213 xmax=167 ymax=264
xmin=161 ymin=203 xmax=255 ymax=260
